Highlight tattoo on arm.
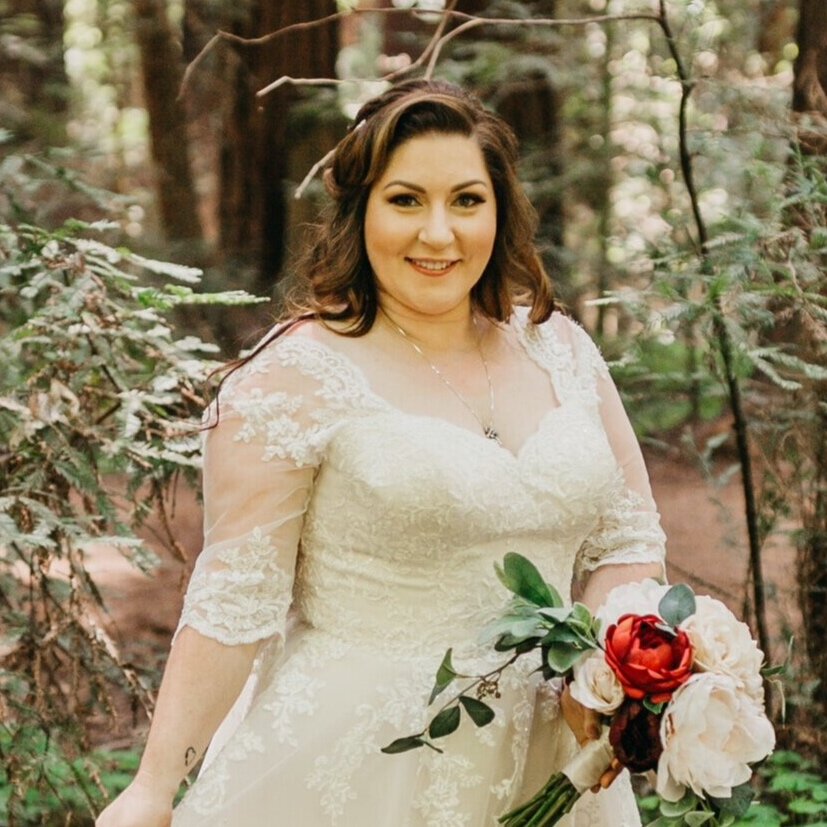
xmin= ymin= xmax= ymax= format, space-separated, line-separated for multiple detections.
xmin=184 ymin=746 xmax=197 ymax=768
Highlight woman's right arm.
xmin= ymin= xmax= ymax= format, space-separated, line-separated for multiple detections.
xmin=96 ymin=630 xmax=259 ymax=825
xmin=97 ymin=338 xmax=323 ymax=823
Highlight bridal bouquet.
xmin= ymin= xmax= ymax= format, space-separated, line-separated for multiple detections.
xmin=383 ymin=553 xmax=776 ymax=827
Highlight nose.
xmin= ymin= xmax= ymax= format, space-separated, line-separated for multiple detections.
xmin=418 ymin=206 xmax=455 ymax=248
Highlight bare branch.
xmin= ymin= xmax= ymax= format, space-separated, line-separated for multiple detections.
xmin=419 ymin=0 xmax=459 ymax=82
xmin=294 ymin=148 xmax=336 ymax=201
xmin=178 ymin=33 xmax=222 ymax=101
xmin=182 ymin=8 xmax=661 ymax=102
xmin=276 ymin=7 xmax=661 ymax=196
xmin=257 ymin=77 xmax=349 ymax=98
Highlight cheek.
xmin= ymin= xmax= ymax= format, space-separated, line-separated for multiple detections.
xmin=473 ymin=211 xmax=498 ymax=258
xmin=365 ymin=208 xmax=407 ymax=260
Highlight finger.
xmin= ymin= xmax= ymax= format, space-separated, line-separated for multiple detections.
xmin=599 ymin=767 xmax=622 ymax=789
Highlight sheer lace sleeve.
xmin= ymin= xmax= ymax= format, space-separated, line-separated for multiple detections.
xmin=175 ymin=335 xmax=331 ymax=647
xmin=555 ymin=316 xmax=667 ymax=578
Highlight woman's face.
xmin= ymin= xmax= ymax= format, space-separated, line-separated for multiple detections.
xmin=364 ymin=132 xmax=497 ymax=323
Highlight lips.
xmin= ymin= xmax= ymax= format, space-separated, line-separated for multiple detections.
xmin=406 ymin=258 xmax=459 ymax=276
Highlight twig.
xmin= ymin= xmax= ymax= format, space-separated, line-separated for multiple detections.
xmin=655 ymin=0 xmax=772 ymax=686
xmin=182 ymin=8 xmax=663 ymax=102
xmin=293 ymin=148 xmax=336 ymax=201
xmin=284 ymin=8 xmax=660 ymax=196
xmin=152 ymin=479 xmax=190 ymax=564
xmin=257 ymin=76 xmax=349 ymax=98
xmin=178 ymin=33 xmax=221 ymax=101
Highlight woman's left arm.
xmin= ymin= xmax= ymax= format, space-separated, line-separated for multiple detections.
xmin=566 ymin=318 xmax=668 ymax=609
xmin=557 ymin=318 xmax=667 ymax=784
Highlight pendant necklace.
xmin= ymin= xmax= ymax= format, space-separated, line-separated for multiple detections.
xmin=382 ymin=310 xmax=502 ymax=446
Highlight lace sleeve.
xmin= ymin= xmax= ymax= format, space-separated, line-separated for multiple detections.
xmin=559 ymin=318 xmax=667 ymax=578
xmin=175 ymin=336 xmax=330 ymax=647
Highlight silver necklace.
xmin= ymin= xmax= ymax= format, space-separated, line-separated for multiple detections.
xmin=382 ymin=311 xmax=501 ymax=445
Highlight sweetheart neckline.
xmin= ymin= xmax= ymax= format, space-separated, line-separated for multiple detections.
xmin=285 ymin=334 xmax=569 ymax=462
xmin=352 ymin=402 xmax=570 ymax=463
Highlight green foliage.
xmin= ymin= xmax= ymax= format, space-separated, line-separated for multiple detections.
xmin=488 ymin=553 xmax=601 ymax=677
xmin=638 ymin=751 xmax=827 ymax=827
xmin=0 ymin=216 xmax=263 ymax=819
xmin=0 ymin=726 xmax=140 ymax=825
xmin=659 ymin=584 xmax=697 ymax=627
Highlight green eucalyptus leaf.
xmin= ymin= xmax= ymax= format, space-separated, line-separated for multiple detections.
xmin=709 ymin=783 xmax=755 ymax=818
xmin=684 ymin=812 xmax=714 ymax=826
xmin=660 ymin=792 xmax=698 ymax=818
xmin=495 ymin=552 xmax=560 ymax=607
xmin=541 ymin=626 xmax=587 ymax=646
xmin=658 ymin=584 xmax=696 ymax=626
xmin=501 ymin=618 xmax=545 ymax=640
xmin=428 ymin=706 xmax=461 ymax=739
xmin=544 ymin=643 xmax=586 ymax=675
xmin=537 ymin=606 xmax=572 ymax=623
xmin=459 ymin=696 xmax=496 ymax=727
xmin=494 ymin=633 xmax=540 ymax=652
xmin=380 ymin=736 xmax=427 ymax=754
xmin=513 ymin=637 xmax=542 ymax=655
xmin=429 ymin=648 xmax=457 ymax=705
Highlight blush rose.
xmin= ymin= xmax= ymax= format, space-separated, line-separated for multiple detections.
xmin=604 ymin=614 xmax=693 ymax=704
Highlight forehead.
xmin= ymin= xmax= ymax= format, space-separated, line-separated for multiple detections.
xmin=376 ymin=132 xmax=491 ymax=185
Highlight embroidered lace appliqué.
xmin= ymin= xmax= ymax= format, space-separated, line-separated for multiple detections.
xmin=177 ymin=527 xmax=294 ymax=646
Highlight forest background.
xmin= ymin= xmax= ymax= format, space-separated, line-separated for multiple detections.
xmin=2 ymin=0 xmax=827 ymax=824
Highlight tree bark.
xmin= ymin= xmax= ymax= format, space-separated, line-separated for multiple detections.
xmin=0 ymin=0 xmax=68 ymax=147
xmin=792 ymin=0 xmax=827 ymax=152
xmin=487 ymin=0 xmax=566 ymax=305
xmin=217 ymin=0 xmax=339 ymax=294
xmin=133 ymin=0 xmax=203 ymax=243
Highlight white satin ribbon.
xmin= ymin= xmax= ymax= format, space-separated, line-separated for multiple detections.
xmin=562 ymin=728 xmax=614 ymax=793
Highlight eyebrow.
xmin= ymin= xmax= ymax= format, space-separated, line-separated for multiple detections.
xmin=382 ymin=179 xmax=489 ymax=192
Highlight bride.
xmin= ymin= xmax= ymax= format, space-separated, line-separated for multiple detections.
xmin=97 ymin=79 xmax=665 ymax=826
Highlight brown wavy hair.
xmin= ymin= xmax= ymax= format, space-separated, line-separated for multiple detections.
xmin=288 ymin=78 xmax=555 ymax=334
xmin=210 ymin=79 xmax=556 ymax=403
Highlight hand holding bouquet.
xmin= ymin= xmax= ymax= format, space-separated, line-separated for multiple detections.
xmin=383 ymin=554 xmax=775 ymax=827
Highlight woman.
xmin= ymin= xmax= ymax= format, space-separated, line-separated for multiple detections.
xmin=97 ymin=79 xmax=665 ymax=826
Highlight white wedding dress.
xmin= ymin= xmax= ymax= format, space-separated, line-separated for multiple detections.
xmin=171 ymin=310 xmax=665 ymax=826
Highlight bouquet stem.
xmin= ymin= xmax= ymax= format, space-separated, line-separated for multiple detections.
xmin=499 ymin=730 xmax=614 ymax=827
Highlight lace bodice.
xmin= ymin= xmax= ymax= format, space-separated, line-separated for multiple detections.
xmin=177 ymin=311 xmax=666 ymax=652
xmin=172 ymin=310 xmax=665 ymax=827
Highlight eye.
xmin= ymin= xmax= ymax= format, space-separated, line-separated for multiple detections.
xmin=388 ymin=193 xmax=420 ymax=208
xmin=454 ymin=192 xmax=486 ymax=208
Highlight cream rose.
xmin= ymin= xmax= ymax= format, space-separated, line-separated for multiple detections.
xmin=656 ymin=673 xmax=775 ymax=802
xmin=570 ymin=652 xmax=625 ymax=714
xmin=679 ymin=595 xmax=765 ymax=704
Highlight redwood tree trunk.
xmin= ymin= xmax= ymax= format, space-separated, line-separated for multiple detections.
xmin=0 ymin=0 xmax=67 ymax=147
xmin=133 ymin=0 xmax=203 ymax=242
xmin=218 ymin=0 xmax=338 ymax=294
xmin=792 ymin=0 xmax=827 ymax=152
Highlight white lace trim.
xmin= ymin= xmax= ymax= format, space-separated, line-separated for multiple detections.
xmin=576 ymin=487 xmax=667 ymax=575
xmin=177 ymin=527 xmax=295 ymax=646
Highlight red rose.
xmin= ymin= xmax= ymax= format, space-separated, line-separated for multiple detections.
xmin=604 ymin=613 xmax=693 ymax=704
